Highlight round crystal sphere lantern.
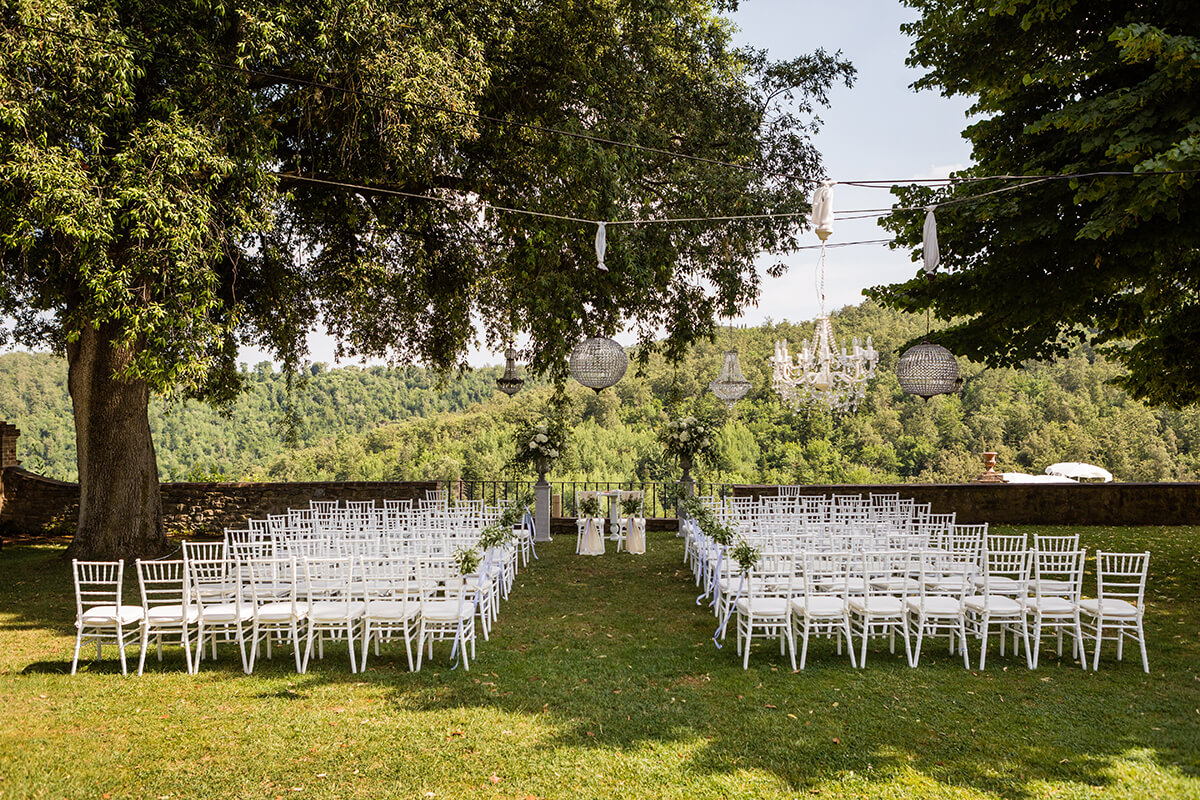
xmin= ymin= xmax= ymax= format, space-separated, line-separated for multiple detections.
xmin=896 ymin=341 xmax=962 ymax=399
xmin=568 ymin=336 xmax=629 ymax=393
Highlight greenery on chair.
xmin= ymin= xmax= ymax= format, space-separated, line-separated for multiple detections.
xmin=579 ymin=495 xmax=602 ymax=518
xmin=452 ymin=546 xmax=482 ymax=576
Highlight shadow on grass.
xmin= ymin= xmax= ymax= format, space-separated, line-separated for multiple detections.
xmin=4 ymin=527 xmax=1200 ymax=798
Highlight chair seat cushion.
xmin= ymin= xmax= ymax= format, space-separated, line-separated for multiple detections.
xmin=364 ymin=601 xmax=420 ymax=621
xmin=735 ymin=597 xmax=790 ymax=617
xmin=974 ymin=576 xmax=1023 ymax=593
xmin=308 ymin=601 xmax=365 ymax=621
xmin=849 ymin=597 xmax=903 ymax=616
xmin=199 ymin=603 xmax=252 ymax=623
xmin=80 ymin=606 xmax=144 ymax=626
xmin=906 ymin=596 xmax=963 ymax=616
xmin=870 ymin=577 xmax=919 ymax=592
xmin=145 ymin=604 xmax=200 ymax=624
xmin=1079 ymin=598 xmax=1140 ymax=618
xmin=1024 ymin=597 xmax=1077 ymax=616
xmin=1031 ymin=579 xmax=1073 ymax=595
xmin=422 ymin=600 xmax=473 ymax=621
xmin=964 ymin=595 xmax=1023 ymax=615
xmin=255 ymin=602 xmax=308 ymax=622
xmin=792 ymin=596 xmax=846 ymax=617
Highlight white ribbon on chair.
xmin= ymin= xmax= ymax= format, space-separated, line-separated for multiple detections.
xmin=451 ymin=549 xmax=493 ymax=670
xmin=522 ymin=508 xmax=538 ymax=559
xmin=713 ymin=573 xmax=746 ymax=649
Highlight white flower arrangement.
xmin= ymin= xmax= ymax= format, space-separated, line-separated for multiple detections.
xmin=660 ymin=414 xmax=715 ymax=461
xmin=514 ymin=418 xmax=568 ymax=473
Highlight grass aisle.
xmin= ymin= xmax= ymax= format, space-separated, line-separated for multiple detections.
xmin=1 ymin=526 xmax=1199 ymax=799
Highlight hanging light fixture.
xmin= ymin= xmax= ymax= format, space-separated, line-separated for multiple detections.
xmin=496 ymin=347 xmax=525 ymax=396
xmin=897 ymin=342 xmax=961 ymax=399
xmin=709 ymin=322 xmax=752 ymax=408
xmin=770 ymin=181 xmax=879 ymax=413
xmin=771 ymin=318 xmax=878 ymax=412
xmin=568 ymin=336 xmax=628 ymax=393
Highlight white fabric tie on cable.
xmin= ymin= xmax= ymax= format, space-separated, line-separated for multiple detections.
xmin=811 ymin=181 xmax=835 ymax=241
xmin=595 ymin=222 xmax=608 ymax=271
xmin=923 ymin=207 xmax=940 ymax=275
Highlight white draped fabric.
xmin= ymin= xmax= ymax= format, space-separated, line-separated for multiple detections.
xmin=579 ymin=518 xmax=606 ymax=556
xmin=625 ymin=517 xmax=646 ymax=555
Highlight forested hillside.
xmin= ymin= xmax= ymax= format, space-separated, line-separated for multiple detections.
xmin=4 ymin=301 xmax=1200 ymax=485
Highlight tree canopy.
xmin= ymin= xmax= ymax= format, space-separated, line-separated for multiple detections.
xmin=0 ymin=0 xmax=852 ymax=557
xmin=868 ymin=0 xmax=1200 ymax=408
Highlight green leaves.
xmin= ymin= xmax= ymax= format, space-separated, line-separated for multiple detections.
xmin=876 ymin=1 xmax=1200 ymax=406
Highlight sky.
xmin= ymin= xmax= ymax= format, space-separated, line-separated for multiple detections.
xmin=264 ymin=0 xmax=977 ymax=368
xmin=727 ymin=0 xmax=974 ymax=329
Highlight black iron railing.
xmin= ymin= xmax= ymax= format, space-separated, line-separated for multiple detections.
xmin=451 ymin=480 xmax=732 ymax=518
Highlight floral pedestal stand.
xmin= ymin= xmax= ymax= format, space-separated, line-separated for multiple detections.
xmin=534 ymin=461 xmax=552 ymax=542
xmin=676 ymin=454 xmax=695 ymax=537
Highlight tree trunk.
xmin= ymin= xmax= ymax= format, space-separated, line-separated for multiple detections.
xmin=64 ymin=323 xmax=169 ymax=560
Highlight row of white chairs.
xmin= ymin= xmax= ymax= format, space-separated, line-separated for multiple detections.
xmin=70 ymin=497 xmax=535 ymax=676
xmin=70 ymin=549 xmax=518 ymax=676
xmin=684 ymin=512 xmax=1150 ymax=672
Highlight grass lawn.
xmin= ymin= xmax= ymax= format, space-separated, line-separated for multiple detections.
xmin=1 ymin=525 xmax=1198 ymax=799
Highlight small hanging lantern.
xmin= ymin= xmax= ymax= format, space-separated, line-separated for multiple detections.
xmin=896 ymin=341 xmax=961 ymax=399
xmin=569 ymin=336 xmax=628 ymax=393
xmin=709 ymin=350 xmax=752 ymax=408
xmin=496 ymin=347 xmax=525 ymax=396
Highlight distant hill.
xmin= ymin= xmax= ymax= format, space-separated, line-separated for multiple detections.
xmin=4 ymin=300 xmax=1200 ymax=485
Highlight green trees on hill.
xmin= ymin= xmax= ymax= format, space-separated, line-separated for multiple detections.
xmin=6 ymin=302 xmax=1200 ymax=486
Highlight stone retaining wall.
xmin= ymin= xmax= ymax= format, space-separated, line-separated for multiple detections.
xmin=6 ymin=468 xmax=1200 ymax=538
xmin=732 ymin=483 xmax=1200 ymax=526
xmin=0 ymin=467 xmax=437 ymax=536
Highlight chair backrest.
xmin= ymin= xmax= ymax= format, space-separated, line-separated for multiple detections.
xmin=746 ymin=552 xmax=793 ymax=599
xmin=183 ymin=540 xmax=227 ymax=564
xmin=916 ymin=550 xmax=969 ymax=603
xmin=869 ymin=492 xmax=901 ymax=507
xmin=1034 ymin=533 xmax=1080 ymax=552
xmin=1031 ymin=548 xmax=1086 ymax=600
xmin=981 ymin=545 xmax=1029 ymax=589
xmin=803 ymin=551 xmax=854 ymax=604
xmin=302 ymin=556 xmax=360 ymax=600
xmin=136 ymin=559 xmax=188 ymax=610
xmin=73 ymin=560 xmax=125 ymax=619
xmin=985 ymin=533 xmax=1028 ymax=554
xmin=860 ymin=550 xmax=906 ymax=599
xmin=188 ymin=557 xmax=245 ymax=612
xmin=1096 ymin=551 xmax=1150 ymax=609
xmin=244 ymin=557 xmax=299 ymax=605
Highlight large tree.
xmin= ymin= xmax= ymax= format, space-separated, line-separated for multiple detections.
xmin=868 ymin=0 xmax=1200 ymax=407
xmin=0 ymin=0 xmax=852 ymax=558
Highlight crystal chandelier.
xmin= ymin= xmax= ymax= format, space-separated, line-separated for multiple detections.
xmin=709 ymin=323 xmax=751 ymax=408
xmin=769 ymin=181 xmax=878 ymax=413
xmin=771 ymin=317 xmax=878 ymax=412
xmin=496 ymin=347 xmax=525 ymax=396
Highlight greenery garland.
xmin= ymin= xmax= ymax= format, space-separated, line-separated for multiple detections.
xmin=453 ymin=546 xmax=482 ymax=576
xmin=730 ymin=540 xmax=761 ymax=573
